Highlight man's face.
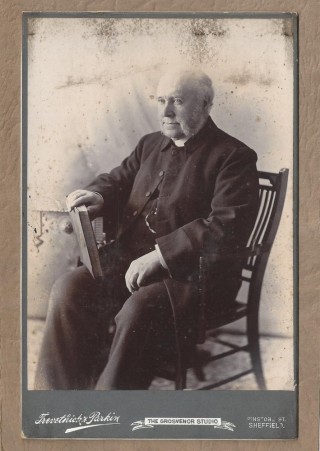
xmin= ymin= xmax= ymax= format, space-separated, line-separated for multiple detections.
xmin=157 ymin=74 xmax=208 ymax=140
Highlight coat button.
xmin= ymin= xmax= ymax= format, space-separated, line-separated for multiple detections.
xmin=159 ymin=170 xmax=164 ymax=177
xmin=132 ymin=210 xmax=138 ymax=216
xmin=146 ymin=191 xmax=151 ymax=197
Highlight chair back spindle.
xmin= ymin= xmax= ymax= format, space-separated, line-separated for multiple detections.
xmin=245 ymin=169 xmax=289 ymax=317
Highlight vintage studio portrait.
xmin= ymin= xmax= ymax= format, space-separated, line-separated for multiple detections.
xmin=26 ymin=16 xmax=295 ymax=392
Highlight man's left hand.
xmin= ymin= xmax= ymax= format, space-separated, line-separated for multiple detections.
xmin=125 ymin=250 xmax=162 ymax=294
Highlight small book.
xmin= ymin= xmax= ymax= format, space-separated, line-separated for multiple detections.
xmin=69 ymin=205 xmax=103 ymax=279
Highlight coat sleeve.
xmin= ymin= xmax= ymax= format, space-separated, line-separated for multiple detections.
xmin=84 ymin=141 xmax=143 ymax=234
xmin=155 ymin=147 xmax=260 ymax=279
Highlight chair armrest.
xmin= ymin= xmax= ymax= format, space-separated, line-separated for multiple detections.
xmin=200 ymin=243 xmax=271 ymax=265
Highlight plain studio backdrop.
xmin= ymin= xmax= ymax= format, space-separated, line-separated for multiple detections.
xmin=26 ymin=16 xmax=295 ymax=390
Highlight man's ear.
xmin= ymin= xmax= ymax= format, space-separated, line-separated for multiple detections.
xmin=203 ymin=96 xmax=213 ymax=113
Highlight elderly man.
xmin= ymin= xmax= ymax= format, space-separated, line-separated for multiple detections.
xmin=35 ymin=68 xmax=259 ymax=390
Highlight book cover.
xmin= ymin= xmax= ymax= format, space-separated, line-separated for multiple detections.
xmin=69 ymin=205 xmax=103 ymax=279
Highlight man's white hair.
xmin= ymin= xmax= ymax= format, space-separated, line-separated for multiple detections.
xmin=158 ymin=68 xmax=214 ymax=110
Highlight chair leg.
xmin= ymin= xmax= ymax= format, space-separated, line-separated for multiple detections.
xmin=247 ymin=319 xmax=266 ymax=390
xmin=192 ymin=360 xmax=206 ymax=382
xmin=175 ymin=366 xmax=187 ymax=390
xmin=192 ymin=347 xmax=211 ymax=382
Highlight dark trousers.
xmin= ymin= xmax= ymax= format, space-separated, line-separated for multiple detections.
xmin=34 ymin=265 xmax=176 ymax=390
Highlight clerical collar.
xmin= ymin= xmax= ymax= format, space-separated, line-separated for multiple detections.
xmin=171 ymin=140 xmax=185 ymax=149
xmin=171 ymin=138 xmax=187 ymax=147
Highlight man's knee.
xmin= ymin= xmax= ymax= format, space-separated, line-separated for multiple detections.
xmin=47 ymin=266 xmax=97 ymax=314
xmin=114 ymin=282 xmax=169 ymax=329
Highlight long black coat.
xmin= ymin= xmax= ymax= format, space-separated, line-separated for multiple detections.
xmin=86 ymin=117 xmax=259 ymax=371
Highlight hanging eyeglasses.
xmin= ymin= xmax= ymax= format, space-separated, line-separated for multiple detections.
xmin=145 ymin=208 xmax=157 ymax=234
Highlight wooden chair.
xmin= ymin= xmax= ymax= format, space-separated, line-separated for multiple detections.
xmin=174 ymin=168 xmax=289 ymax=390
xmin=81 ymin=168 xmax=289 ymax=390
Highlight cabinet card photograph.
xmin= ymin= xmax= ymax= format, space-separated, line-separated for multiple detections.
xmin=22 ymin=12 xmax=297 ymax=439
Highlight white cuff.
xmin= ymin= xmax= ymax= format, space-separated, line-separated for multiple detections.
xmin=94 ymin=192 xmax=104 ymax=200
xmin=155 ymin=244 xmax=168 ymax=269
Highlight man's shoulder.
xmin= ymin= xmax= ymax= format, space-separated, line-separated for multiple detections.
xmin=138 ymin=130 xmax=167 ymax=146
xmin=135 ymin=131 xmax=170 ymax=157
xmin=210 ymin=122 xmax=258 ymax=162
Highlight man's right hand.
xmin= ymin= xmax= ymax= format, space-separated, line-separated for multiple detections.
xmin=66 ymin=190 xmax=104 ymax=219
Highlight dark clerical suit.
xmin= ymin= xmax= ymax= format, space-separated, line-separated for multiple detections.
xmin=35 ymin=117 xmax=259 ymax=390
